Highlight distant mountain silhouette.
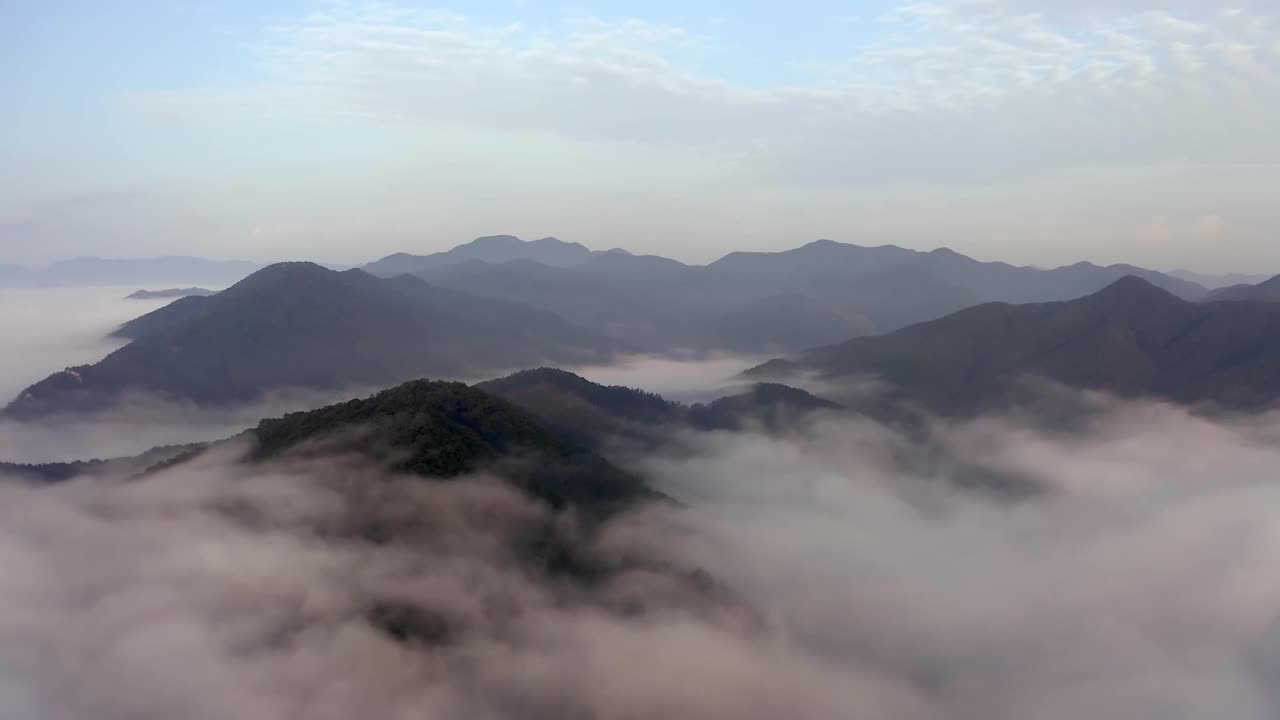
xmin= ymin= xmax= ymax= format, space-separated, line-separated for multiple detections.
xmin=580 ymin=250 xmax=691 ymax=274
xmin=686 ymin=382 xmax=844 ymax=432
xmin=708 ymin=240 xmax=1206 ymax=303
xmin=418 ymin=257 xmax=857 ymax=352
xmin=1171 ymin=269 xmax=1273 ymax=290
xmin=363 ymin=235 xmax=594 ymax=276
xmin=0 ymin=256 xmax=263 ymax=287
xmin=1206 ymin=275 xmax=1280 ymax=302
xmin=702 ymin=293 xmax=865 ymax=352
xmin=746 ymin=276 xmax=1280 ymax=414
xmin=366 ymin=237 xmax=1209 ymax=352
xmin=709 ymin=239 xmax=918 ymax=276
xmin=126 ymin=287 xmax=214 ymax=300
xmin=5 ymin=263 xmax=623 ymax=418
xmin=415 ymin=259 xmax=707 ymax=350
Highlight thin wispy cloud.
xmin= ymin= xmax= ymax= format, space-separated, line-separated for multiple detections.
xmin=4 ymin=0 xmax=1279 ymax=269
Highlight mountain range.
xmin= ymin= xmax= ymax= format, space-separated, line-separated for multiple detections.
xmin=362 ymin=235 xmax=600 ymax=275
xmin=748 ymin=276 xmax=1280 ymax=415
xmin=6 ymin=365 xmax=1039 ymax=513
xmin=10 ymin=235 xmax=1280 ymax=421
xmin=4 ymin=263 xmax=622 ymax=418
xmin=6 ymin=371 xmax=850 ymax=509
xmin=366 ymin=235 xmax=1216 ymax=353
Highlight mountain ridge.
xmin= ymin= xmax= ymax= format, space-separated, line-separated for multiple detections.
xmin=1206 ymin=275 xmax=1280 ymax=302
xmin=745 ymin=275 xmax=1280 ymax=414
xmin=477 ymin=367 xmax=845 ymax=446
xmin=359 ymin=236 xmax=1213 ymax=351
xmin=246 ymin=378 xmax=657 ymax=514
xmin=125 ymin=287 xmax=215 ymax=300
xmin=5 ymin=263 xmax=623 ymax=419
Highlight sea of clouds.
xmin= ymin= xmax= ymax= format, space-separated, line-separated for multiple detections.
xmin=3 ymin=287 xmax=1280 ymax=719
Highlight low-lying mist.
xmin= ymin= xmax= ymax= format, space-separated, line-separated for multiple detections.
xmin=4 ymin=394 xmax=1280 ymax=719
xmin=565 ymin=353 xmax=766 ymax=403
xmin=0 ymin=388 xmax=390 ymax=464
xmin=0 ymin=287 xmax=172 ymax=403
xmin=0 ymin=287 xmax=379 ymax=462
xmin=0 ymin=287 xmax=763 ymax=462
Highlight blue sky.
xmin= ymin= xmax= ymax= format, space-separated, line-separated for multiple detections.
xmin=3 ymin=0 xmax=1279 ymax=271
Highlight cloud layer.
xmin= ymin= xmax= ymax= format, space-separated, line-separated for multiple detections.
xmin=5 ymin=390 xmax=1280 ymax=718
xmin=0 ymin=288 xmax=166 ymax=403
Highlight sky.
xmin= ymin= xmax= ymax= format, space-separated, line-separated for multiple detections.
xmin=3 ymin=0 xmax=1279 ymax=271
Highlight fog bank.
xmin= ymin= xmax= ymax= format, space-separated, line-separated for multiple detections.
xmin=4 ymin=396 xmax=1280 ymax=718
xmin=0 ymin=287 xmax=171 ymax=403
xmin=567 ymin=353 xmax=765 ymax=403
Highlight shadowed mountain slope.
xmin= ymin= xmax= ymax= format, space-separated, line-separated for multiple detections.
xmin=6 ymin=263 xmax=622 ymax=418
xmin=477 ymin=368 xmax=843 ymax=445
xmin=363 ymin=235 xmax=594 ymax=276
xmin=747 ymin=276 xmax=1280 ymax=415
xmin=247 ymin=379 xmax=657 ymax=513
xmin=366 ymin=237 xmax=1209 ymax=353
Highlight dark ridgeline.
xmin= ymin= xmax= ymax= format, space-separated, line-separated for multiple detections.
xmin=747 ymin=276 xmax=1280 ymax=415
xmin=4 ymin=262 xmax=623 ymax=419
xmin=361 ymin=235 xmax=596 ymax=275
xmin=0 ymin=444 xmax=202 ymax=484
xmin=6 ymin=367 xmax=1034 ymax=504
xmin=478 ymin=367 xmax=845 ymax=445
xmin=2 ymin=378 xmax=657 ymax=517
xmin=247 ymin=379 xmax=657 ymax=514
xmin=125 ymin=287 xmax=215 ymax=300
xmin=4 ymin=369 xmax=845 ymax=511
xmin=113 ymin=293 xmax=218 ymax=339
xmin=0 ymin=377 xmax=741 ymax=652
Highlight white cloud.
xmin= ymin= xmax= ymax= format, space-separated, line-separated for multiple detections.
xmin=129 ymin=1 xmax=1280 ymax=184
xmin=9 ymin=391 xmax=1280 ymax=717
xmin=12 ymin=0 xmax=1279 ymax=270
